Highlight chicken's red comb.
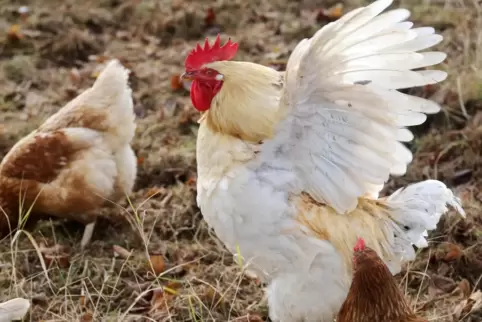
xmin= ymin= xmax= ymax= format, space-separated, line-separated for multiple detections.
xmin=184 ymin=34 xmax=238 ymax=71
xmin=354 ymin=237 xmax=366 ymax=252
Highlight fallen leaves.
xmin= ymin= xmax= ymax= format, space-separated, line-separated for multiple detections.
xmin=113 ymin=245 xmax=167 ymax=276
xmin=79 ymin=311 xmax=93 ymax=322
xmin=39 ymin=243 xmax=70 ymax=268
xmin=454 ymin=290 xmax=482 ymax=319
xmin=148 ymin=254 xmax=166 ymax=275
xmin=205 ymin=8 xmax=216 ymax=26
xmin=170 ymin=73 xmax=183 ymax=91
xmin=316 ymin=3 xmax=343 ymax=23
xmin=149 ymin=288 xmax=175 ymax=314
xmin=457 ymin=279 xmax=471 ymax=299
xmin=144 ymin=186 xmax=166 ymax=199
xmin=137 ymin=155 xmax=145 ymax=166
xmin=170 ymin=73 xmax=191 ymax=92
xmin=443 ymin=243 xmax=464 ymax=262
xmin=7 ymin=24 xmax=24 ymax=42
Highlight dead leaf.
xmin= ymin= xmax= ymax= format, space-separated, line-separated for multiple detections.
xmin=186 ymin=176 xmax=196 ymax=186
xmin=443 ymin=243 xmax=463 ymax=262
xmin=7 ymin=24 xmax=24 ymax=41
xmin=454 ymin=290 xmax=482 ymax=319
xmin=205 ymin=8 xmax=216 ymax=26
xmin=80 ymin=311 xmax=93 ymax=322
xmin=149 ymin=288 xmax=174 ymax=314
xmin=43 ymin=253 xmax=70 ymax=268
xmin=423 ymin=84 xmax=438 ymax=97
xmin=144 ymin=187 xmax=165 ymax=199
xmin=39 ymin=243 xmax=70 ymax=268
xmin=170 ymin=74 xmax=183 ymax=91
xmin=316 ymin=3 xmax=343 ymax=23
xmin=148 ymin=254 xmax=166 ymax=275
xmin=458 ymin=279 xmax=472 ymax=299
xmin=165 ymin=281 xmax=182 ymax=292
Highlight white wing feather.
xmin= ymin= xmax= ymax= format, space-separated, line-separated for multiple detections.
xmin=260 ymin=0 xmax=446 ymax=213
xmin=0 ymin=298 xmax=30 ymax=322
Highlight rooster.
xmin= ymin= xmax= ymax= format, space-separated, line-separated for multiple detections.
xmin=337 ymin=238 xmax=427 ymax=322
xmin=181 ymin=0 xmax=465 ymax=321
xmin=0 ymin=59 xmax=137 ymax=249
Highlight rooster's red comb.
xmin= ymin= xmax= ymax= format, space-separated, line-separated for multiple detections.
xmin=184 ymin=34 xmax=238 ymax=71
xmin=354 ymin=237 xmax=366 ymax=252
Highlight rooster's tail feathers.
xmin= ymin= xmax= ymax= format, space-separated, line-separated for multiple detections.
xmin=382 ymin=180 xmax=465 ymax=273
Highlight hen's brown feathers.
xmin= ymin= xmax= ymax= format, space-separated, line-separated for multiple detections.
xmin=0 ymin=130 xmax=112 ymax=234
xmin=39 ymin=105 xmax=109 ymax=133
xmin=337 ymin=246 xmax=428 ymax=322
xmin=1 ymin=131 xmax=75 ymax=183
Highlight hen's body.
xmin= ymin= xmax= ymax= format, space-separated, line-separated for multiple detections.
xmin=337 ymin=239 xmax=428 ymax=322
xmin=0 ymin=60 xmax=136 ymax=247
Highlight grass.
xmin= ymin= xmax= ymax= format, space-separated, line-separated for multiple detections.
xmin=0 ymin=0 xmax=481 ymax=321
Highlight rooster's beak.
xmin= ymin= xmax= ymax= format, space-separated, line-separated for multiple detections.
xmin=180 ymin=72 xmax=194 ymax=81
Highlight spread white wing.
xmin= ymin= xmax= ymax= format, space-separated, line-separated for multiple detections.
xmin=259 ymin=0 xmax=446 ymax=214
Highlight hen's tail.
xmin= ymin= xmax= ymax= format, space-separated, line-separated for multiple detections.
xmin=0 ymin=298 xmax=30 ymax=322
xmin=39 ymin=59 xmax=135 ymax=150
xmin=383 ymin=180 xmax=465 ymax=273
xmin=90 ymin=59 xmax=135 ymax=148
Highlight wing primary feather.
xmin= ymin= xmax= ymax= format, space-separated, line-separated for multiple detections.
xmin=259 ymin=0 xmax=446 ymax=213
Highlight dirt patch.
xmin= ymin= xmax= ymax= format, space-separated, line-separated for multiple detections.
xmin=0 ymin=0 xmax=481 ymax=321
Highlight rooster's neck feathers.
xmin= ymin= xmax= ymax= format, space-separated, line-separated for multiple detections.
xmin=200 ymin=61 xmax=285 ymax=143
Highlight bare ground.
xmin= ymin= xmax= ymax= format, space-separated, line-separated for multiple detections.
xmin=0 ymin=0 xmax=481 ymax=321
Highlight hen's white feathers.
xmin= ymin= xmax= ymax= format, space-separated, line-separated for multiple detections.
xmin=262 ymin=0 xmax=447 ymax=213
xmin=0 ymin=298 xmax=30 ymax=322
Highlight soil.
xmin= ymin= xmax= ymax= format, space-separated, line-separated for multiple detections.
xmin=0 ymin=0 xmax=481 ymax=321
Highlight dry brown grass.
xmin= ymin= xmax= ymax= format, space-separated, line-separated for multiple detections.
xmin=0 ymin=0 xmax=481 ymax=321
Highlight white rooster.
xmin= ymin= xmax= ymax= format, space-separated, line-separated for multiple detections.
xmin=181 ymin=0 xmax=466 ymax=321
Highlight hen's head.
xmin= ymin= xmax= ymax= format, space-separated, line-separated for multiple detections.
xmin=182 ymin=35 xmax=238 ymax=112
xmin=352 ymin=237 xmax=381 ymax=271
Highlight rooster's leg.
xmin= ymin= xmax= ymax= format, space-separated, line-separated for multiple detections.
xmin=80 ymin=220 xmax=96 ymax=249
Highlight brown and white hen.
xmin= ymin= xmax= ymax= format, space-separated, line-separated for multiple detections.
xmin=0 ymin=59 xmax=137 ymax=248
